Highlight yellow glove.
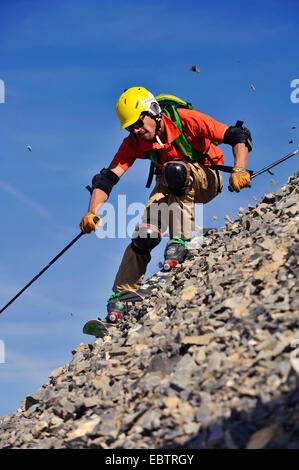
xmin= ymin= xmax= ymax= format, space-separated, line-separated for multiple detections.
xmin=229 ymin=167 xmax=251 ymax=192
xmin=80 ymin=213 xmax=102 ymax=234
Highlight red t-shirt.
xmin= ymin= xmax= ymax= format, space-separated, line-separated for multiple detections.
xmin=110 ymin=108 xmax=227 ymax=171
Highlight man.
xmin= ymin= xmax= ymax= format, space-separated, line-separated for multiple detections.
xmin=80 ymin=86 xmax=252 ymax=322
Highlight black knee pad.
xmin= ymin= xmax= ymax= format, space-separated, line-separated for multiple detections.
xmin=131 ymin=223 xmax=162 ymax=255
xmin=162 ymin=160 xmax=192 ymax=195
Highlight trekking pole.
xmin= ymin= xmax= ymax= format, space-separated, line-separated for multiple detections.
xmin=228 ymin=149 xmax=299 ymax=192
xmin=0 ymin=216 xmax=100 ymax=315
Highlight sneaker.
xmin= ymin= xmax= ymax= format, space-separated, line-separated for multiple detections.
xmin=163 ymin=238 xmax=188 ymax=271
xmin=106 ymin=293 xmax=128 ymax=323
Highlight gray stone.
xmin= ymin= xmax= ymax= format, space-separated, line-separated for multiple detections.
xmin=1 ymin=171 xmax=299 ymax=450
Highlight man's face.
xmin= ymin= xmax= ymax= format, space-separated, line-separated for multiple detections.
xmin=129 ymin=114 xmax=156 ymax=141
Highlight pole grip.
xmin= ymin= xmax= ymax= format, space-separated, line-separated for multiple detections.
xmin=228 ymin=169 xmax=253 ymax=192
xmin=228 ymin=184 xmax=251 ymax=192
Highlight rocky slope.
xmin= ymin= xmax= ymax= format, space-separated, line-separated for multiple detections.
xmin=0 ymin=172 xmax=299 ymax=449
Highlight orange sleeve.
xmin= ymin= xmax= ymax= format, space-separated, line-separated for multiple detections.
xmin=178 ymin=108 xmax=227 ymax=143
xmin=109 ymin=135 xmax=139 ymax=171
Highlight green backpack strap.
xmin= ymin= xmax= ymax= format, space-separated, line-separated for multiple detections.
xmin=144 ymin=95 xmax=204 ymax=164
xmin=144 ymin=149 xmax=161 ymax=165
xmin=156 ymin=95 xmax=207 ymax=161
xmin=144 ymin=94 xmax=223 ymax=189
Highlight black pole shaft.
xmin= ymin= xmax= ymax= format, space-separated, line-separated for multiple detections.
xmin=228 ymin=149 xmax=299 ymax=192
xmin=250 ymin=149 xmax=299 ymax=179
xmin=0 ymin=232 xmax=84 ymax=315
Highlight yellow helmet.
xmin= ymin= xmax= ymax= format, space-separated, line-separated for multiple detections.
xmin=116 ymin=86 xmax=161 ymax=130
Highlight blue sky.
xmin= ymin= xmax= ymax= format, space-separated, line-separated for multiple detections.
xmin=0 ymin=0 xmax=298 ymax=418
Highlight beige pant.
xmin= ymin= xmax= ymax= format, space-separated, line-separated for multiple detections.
xmin=112 ymin=162 xmax=222 ymax=293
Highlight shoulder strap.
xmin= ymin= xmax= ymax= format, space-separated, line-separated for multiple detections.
xmin=144 ymin=149 xmax=161 ymax=188
xmin=145 ymin=161 xmax=155 ymax=188
xmin=156 ymin=95 xmax=207 ymax=161
xmin=144 ymin=94 xmax=233 ymax=188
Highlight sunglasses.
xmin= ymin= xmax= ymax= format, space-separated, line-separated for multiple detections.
xmin=126 ymin=114 xmax=146 ymax=133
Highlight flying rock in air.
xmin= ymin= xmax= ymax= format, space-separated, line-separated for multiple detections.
xmin=190 ymin=65 xmax=200 ymax=73
xmin=27 ymin=145 xmax=32 ymax=152
xmin=250 ymin=84 xmax=256 ymax=92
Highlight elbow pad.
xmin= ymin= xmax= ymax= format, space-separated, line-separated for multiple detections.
xmin=91 ymin=168 xmax=120 ymax=196
xmin=223 ymin=121 xmax=252 ymax=152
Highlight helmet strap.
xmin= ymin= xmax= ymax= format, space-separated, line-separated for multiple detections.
xmin=153 ymin=116 xmax=163 ymax=144
xmin=155 ymin=132 xmax=165 ymax=147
